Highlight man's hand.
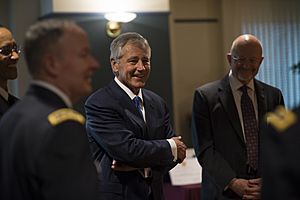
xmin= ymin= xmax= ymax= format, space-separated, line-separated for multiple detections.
xmin=111 ymin=160 xmax=137 ymax=171
xmin=242 ymin=178 xmax=261 ymax=200
xmin=172 ymin=136 xmax=187 ymax=163
xmin=229 ymin=178 xmax=261 ymax=199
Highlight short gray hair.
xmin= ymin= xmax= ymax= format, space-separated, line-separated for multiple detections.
xmin=24 ymin=19 xmax=77 ymax=75
xmin=110 ymin=32 xmax=151 ymax=62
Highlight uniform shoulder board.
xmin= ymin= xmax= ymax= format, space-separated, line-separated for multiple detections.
xmin=48 ymin=108 xmax=85 ymax=126
xmin=265 ymin=106 xmax=297 ymax=133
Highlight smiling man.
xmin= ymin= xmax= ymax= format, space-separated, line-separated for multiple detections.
xmin=85 ymin=32 xmax=187 ymax=200
xmin=0 ymin=19 xmax=101 ymax=200
xmin=191 ymin=34 xmax=285 ymax=200
xmin=0 ymin=25 xmax=20 ymax=119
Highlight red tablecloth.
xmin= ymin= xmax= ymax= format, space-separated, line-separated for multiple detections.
xmin=163 ymin=183 xmax=201 ymax=200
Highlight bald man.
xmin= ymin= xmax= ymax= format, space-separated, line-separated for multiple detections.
xmin=191 ymin=34 xmax=284 ymax=199
xmin=0 ymin=20 xmax=100 ymax=200
xmin=0 ymin=25 xmax=20 ymax=119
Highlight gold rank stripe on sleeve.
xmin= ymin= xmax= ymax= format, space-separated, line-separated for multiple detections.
xmin=48 ymin=108 xmax=85 ymax=126
xmin=265 ymin=106 xmax=297 ymax=133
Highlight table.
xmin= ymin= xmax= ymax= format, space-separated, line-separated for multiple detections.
xmin=163 ymin=183 xmax=201 ymax=200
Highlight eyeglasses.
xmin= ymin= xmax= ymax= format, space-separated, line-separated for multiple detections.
xmin=232 ymin=56 xmax=261 ymax=65
xmin=0 ymin=44 xmax=21 ymax=57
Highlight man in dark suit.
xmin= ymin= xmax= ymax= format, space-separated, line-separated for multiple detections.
xmin=0 ymin=25 xmax=20 ymax=119
xmin=85 ymin=32 xmax=187 ymax=200
xmin=262 ymin=105 xmax=300 ymax=199
xmin=0 ymin=19 xmax=101 ymax=200
xmin=191 ymin=34 xmax=284 ymax=199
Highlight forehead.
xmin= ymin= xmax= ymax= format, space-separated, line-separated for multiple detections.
xmin=0 ymin=28 xmax=14 ymax=46
xmin=122 ymin=42 xmax=150 ymax=57
xmin=234 ymin=41 xmax=262 ymax=57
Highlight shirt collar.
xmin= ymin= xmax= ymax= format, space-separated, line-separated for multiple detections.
xmin=228 ymin=70 xmax=255 ymax=92
xmin=114 ymin=77 xmax=143 ymax=102
xmin=31 ymin=80 xmax=73 ymax=108
xmin=0 ymin=87 xmax=8 ymax=101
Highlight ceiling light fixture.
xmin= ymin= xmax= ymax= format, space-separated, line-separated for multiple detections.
xmin=104 ymin=12 xmax=137 ymax=38
xmin=104 ymin=12 xmax=137 ymax=23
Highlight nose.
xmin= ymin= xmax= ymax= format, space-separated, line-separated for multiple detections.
xmin=136 ymin=60 xmax=146 ymax=71
xmin=242 ymin=60 xmax=254 ymax=68
xmin=10 ymin=51 xmax=20 ymax=60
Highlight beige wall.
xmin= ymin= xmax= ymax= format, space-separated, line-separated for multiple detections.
xmin=169 ymin=0 xmax=226 ymax=146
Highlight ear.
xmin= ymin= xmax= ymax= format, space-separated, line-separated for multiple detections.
xmin=111 ymin=58 xmax=119 ymax=75
xmin=226 ymin=53 xmax=232 ymax=65
xmin=42 ymin=53 xmax=60 ymax=77
xmin=259 ymin=56 xmax=264 ymax=65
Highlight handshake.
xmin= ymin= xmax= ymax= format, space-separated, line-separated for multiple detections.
xmin=172 ymin=136 xmax=187 ymax=163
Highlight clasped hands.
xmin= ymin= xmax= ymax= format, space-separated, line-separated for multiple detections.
xmin=229 ymin=178 xmax=262 ymax=200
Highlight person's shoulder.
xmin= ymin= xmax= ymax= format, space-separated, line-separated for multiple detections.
xmin=194 ymin=79 xmax=222 ymax=93
xmin=266 ymin=105 xmax=299 ymax=134
xmin=47 ymin=108 xmax=85 ymax=127
xmin=142 ymin=88 xmax=165 ymax=102
xmin=85 ymin=86 xmax=109 ymax=105
xmin=255 ymin=79 xmax=282 ymax=92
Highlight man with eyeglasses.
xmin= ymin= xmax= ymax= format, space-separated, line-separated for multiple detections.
xmin=0 ymin=25 xmax=20 ymax=119
xmin=191 ymin=34 xmax=284 ymax=199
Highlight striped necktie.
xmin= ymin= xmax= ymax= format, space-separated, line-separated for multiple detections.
xmin=133 ymin=96 xmax=143 ymax=117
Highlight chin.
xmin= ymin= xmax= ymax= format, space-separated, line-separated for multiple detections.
xmin=82 ymin=84 xmax=92 ymax=95
xmin=86 ymin=86 xmax=93 ymax=94
xmin=238 ymin=76 xmax=253 ymax=84
xmin=135 ymin=84 xmax=145 ymax=90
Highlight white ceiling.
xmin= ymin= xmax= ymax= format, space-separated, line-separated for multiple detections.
xmin=42 ymin=0 xmax=170 ymax=15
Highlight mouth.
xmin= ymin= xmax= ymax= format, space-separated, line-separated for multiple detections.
xmin=133 ymin=74 xmax=145 ymax=79
xmin=86 ymin=74 xmax=93 ymax=83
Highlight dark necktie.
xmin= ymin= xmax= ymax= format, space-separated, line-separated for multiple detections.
xmin=133 ymin=96 xmax=151 ymax=180
xmin=133 ymin=96 xmax=143 ymax=117
xmin=240 ymin=85 xmax=259 ymax=170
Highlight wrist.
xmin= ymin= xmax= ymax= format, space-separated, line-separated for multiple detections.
xmin=228 ymin=178 xmax=237 ymax=189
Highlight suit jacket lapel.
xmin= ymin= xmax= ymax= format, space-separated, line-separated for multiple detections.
xmin=108 ymin=81 xmax=141 ymax=116
xmin=254 ymin=80 xmax=266 ymax=131
xmin=0 ymin=93 xmax=18 ymax=114
xmin=218 ymin=76 xmax=245 ymax=143
xmin=143 ymin=91 xmax=156 ymax=139
xmin=0 ymin=96 xmax=10 ymax=116
xmin=8 ymin=94 xmax=18 ymax=106
xmin=108 ymin=81 xmax=148 ymax=137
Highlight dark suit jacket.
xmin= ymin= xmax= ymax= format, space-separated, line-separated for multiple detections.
xmin=85 ymin=80 xmax=176 ymax=200
xmin=191 ymin=75 xmax=284 ymax=200
xmin=262 ymin=106 xmax=300 ymax=200
xmin=0 ymin=93 xmax=18 ymax=119
xmin=0 ymin=85 xmax=100 ymax=200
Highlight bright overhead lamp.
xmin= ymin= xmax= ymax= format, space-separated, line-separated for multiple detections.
xmin=104 ymin=12 xmax=137 ymax=38
xmin=104 ymin=12 xmax=137 ymax=23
